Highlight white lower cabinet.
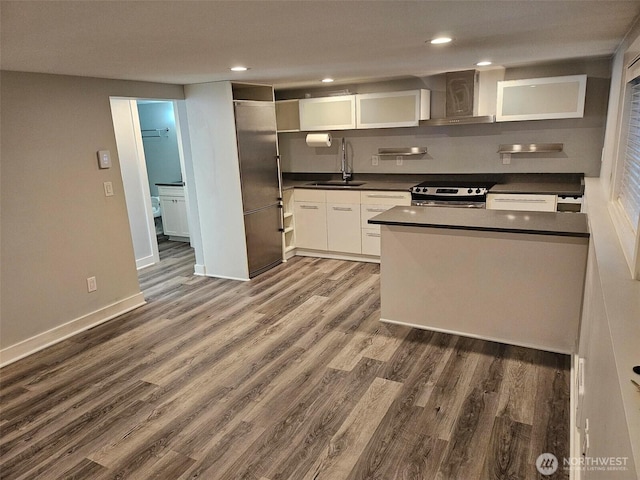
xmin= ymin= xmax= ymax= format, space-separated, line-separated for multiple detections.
xmin=361 ymin=228 xmax=382 ymax=256
xmin=327 ymin=203 xmax=361 ymax=253
xmin=326 ymin=190 xmax=361 ymax=254
xmin=159 ymin=197 xmax=190 ymax=237
xmin=293 ymin=188 xmax=410 ymax=258
xmin=294 ymin=201 xmax=327 ymax=250
xmin=360 ymin=191 xmax=411 ymax=256
xmin=158 ymin=186 xmax=190 ymax=238
xmin=294 ymin=188 xmax=327 ymax=251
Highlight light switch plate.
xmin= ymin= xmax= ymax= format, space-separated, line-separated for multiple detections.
xmin=396 ymin=156 xmax=403 ymax=166
xmin=104 ymin=182 xmax=114 ymax=197
xmin=502 ymin=153 xmax=511 ymax=165
xmin=97 ymin=150 xmax=111 ymax=169
xmin=372 ymin=155 xmax=379 ymax=166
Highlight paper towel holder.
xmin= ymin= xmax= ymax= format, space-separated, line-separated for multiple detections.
xmin=306 ymin=132 xmax=333 ymax=147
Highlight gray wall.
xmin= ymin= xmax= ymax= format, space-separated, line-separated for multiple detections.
xmin=277 ymin=59 xmax=611 ymax=177
xmin=137 ymin=101 xmax=182 ymax=197
xmin=0 ymin=71 xmax=184 ymax=350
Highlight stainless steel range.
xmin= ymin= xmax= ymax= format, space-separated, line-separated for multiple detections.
xmin=410 ymin=180 xmax=495 ymax=208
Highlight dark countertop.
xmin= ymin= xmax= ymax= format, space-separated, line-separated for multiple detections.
xmin=282 ymin=173 xmax=420 ymax=192
xmin=156 ymin=182 xmax=185 ymax=187
xmin=282 ymin=172 xmax=585 ymax=196
xmin=488 ymin=174 xmax=584 ymax=196
xmin=369 ymin=205 xmax=590 ymax=238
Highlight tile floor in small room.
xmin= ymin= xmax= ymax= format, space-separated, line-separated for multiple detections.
xmin=0 ymin=240 xmax=570 ymax=479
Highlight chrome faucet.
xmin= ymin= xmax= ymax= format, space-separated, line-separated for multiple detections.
xmin=341 ymin=137 xmax=352 ymax=182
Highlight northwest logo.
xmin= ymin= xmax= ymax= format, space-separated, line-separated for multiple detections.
xmin=536 ymin=453 xmax=559 ymax=475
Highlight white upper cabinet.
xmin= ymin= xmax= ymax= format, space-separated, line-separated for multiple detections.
xmin=496 ymin=74 xmax=587 ymax=122
xmin=298 ymin=96 xmax=356 ymax=131
xmin=356 ymin=90 xmax=431 ymax=128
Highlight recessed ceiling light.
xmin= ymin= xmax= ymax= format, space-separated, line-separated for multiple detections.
xmin=322 ymin=78 xmax=334 ymax=83
xmin=230 ymin=66 xmax=249 ymax=72
xmin=476 ymin=61 xmax=492 ymax=66
xmin=430 ymin=37 xmax=452 ymax=45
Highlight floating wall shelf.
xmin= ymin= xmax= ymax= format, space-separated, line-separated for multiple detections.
xmin=498 ymin=143 xmax=564 ymax=154
xmin=378 ymin=147 xmax=428 ymax=156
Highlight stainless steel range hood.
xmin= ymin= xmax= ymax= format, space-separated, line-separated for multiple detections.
xmin=421 ymin=69 xmax=501 ymax=126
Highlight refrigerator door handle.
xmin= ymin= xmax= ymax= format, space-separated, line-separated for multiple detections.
xmin=276 ymin=155 xmax=283 ymax=201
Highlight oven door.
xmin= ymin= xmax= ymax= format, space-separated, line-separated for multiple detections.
xmin=412 ymin=199 xmax=486 ymax=208
xmin=411 ymin=193 xmax=487 ymax=208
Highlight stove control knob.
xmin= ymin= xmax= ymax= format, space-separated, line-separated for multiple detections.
xmin=476 ymin=188 xmax=481 ymax=194
xmin=422 ymin=188 xmax=428 ymax=193
xmin=467 ymin=188 xmax=473 ymax=194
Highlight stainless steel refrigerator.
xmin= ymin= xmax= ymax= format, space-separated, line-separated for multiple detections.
xmin=233 ymin=101 xmax=283 ymax=278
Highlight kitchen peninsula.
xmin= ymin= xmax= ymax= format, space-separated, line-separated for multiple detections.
xmin=369 ymin=206 xmax=589 ymax=354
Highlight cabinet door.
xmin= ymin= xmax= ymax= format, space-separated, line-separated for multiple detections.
xmin=360 ymin=190 xmax=411 ymax=206
xmin=327 ymin=203 xmax=361 ymax=254
xmin=361 ymin=228 xmax=382 ymax=256
xmin=496 ymin=74 xmax=587 ymax=122
xmin=160 ymin=197 xmax=180 ymax=235
xmin=299 ymin=96 xmax=356 ymax=131
xmin=356 ymin=90 xmax=430 ymax=128
xmin=294 ymin=201 xmax=327 ymax=250
xmin=361 ymin=204 xmax=393 ymax=230
xmin=160 ymin=197 xmax=190 ymax=236
xmin=175 ymin=198 xmax=190 ymax=236
xmin=486 ymin=193 xmax=557 ymax=212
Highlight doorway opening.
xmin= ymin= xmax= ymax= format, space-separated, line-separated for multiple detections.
xmin=110 ymin=97 xmax=200 ymax=283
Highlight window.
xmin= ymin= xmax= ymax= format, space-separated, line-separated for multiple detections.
xmin=610 ymin=52 xmax=640 ymax=279
xmin=617 ymin=77 xmax=640 ymax=232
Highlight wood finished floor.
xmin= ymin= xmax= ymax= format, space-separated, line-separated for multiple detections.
xmin=0 ymin=240 xmax=570 ymax=480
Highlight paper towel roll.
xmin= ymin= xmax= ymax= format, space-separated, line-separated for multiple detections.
xmin=306 ymin=133 xmax=332 ymax=147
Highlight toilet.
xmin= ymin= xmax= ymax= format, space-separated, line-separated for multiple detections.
xmin=151 ymin=196 xmax=161 ymax=218
xmin=151 ymin=196 xmax=164 ymax=235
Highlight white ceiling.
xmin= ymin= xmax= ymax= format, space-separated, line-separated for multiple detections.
xmin=1 ymin=1 xmax=639 ymax=90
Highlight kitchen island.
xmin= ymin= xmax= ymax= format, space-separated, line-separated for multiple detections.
xmin=369 ymin=206 xmax=589 ymax=354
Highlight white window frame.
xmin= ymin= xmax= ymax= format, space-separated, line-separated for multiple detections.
xmin=610 ymin=54 xmax=640 ymax=280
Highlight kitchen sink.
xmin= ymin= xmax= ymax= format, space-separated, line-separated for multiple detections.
xmin=305 ymin=181 xmax=366 ymax=187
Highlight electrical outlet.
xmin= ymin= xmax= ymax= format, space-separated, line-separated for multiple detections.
xmin=104 ymin=182 xmax=114 ymax=197
xmin=87 ymin=276 xmax=97 ymax=292
xmin=502 ymin=153 xmax=511 ymax=165
xmin=396 ymin=156 xmax=403 ymax=166
xmin=372 ymin=155 xmax=379 ymax=166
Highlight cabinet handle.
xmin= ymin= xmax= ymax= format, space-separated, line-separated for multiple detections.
xmin=494 ymin=198 xmax=549 ymax=203
xmin=367 ymin=208 xmax=387 ymax=212
xmin=366 ymin=232 xmax=381 ymax=237
xmin=300 ymin=205 xmax=319 ymax=210
xmin=332 ymin=207 xmax=353 ymax=211
xmin=366 ymin=194 xmax=407 ymax=199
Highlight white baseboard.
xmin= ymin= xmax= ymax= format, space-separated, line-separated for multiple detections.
xmin=191 ymin=264 xmax=248 ymax=281
xmin=379 ymin=317 xmax=573 ymax=355
xmin=0 ymin=293 xmax=146 ymax=367
xmin=168 ymin=235 xmax=190 ymax=242
xmin=136 ymin=254 xmax=157 ymax=270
